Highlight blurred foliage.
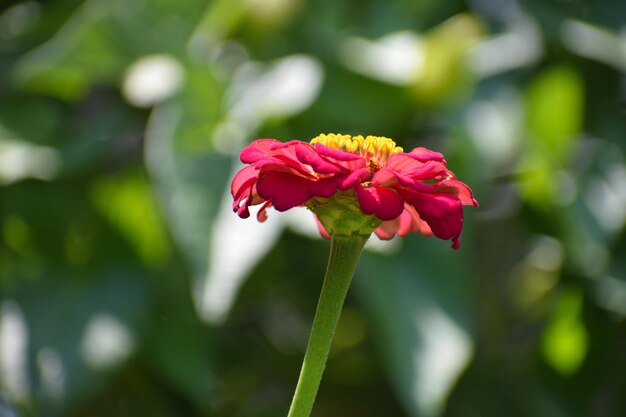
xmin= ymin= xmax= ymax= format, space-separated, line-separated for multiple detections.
xmin=1 ymin=0 xmax=626 ymax=417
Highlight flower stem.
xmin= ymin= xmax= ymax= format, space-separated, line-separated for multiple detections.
xmin=287 ymin=234 xmax=368 ymax=417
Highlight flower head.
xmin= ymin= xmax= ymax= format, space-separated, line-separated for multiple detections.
xmin=231 ymin=133 xmax=477 ymax=248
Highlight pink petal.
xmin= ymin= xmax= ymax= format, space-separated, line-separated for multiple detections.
xmin=257 ymin=201 xmax=272 ymax=222
xmin=309 ymin=177 xmax=342 ymax=198
xmin=373 ymin=204 xmax=432 ymax=240
xmin=269 ymin=140 xmax=302 ymax=150
xmin=313 ymin=214 xmax=331 ymax=239
xmin=385 ymin=153 xmax=426 ymax=173
xmin=435 ymin=179 xmax=479 ymax=206
xmin=256 ymin=169 xmax=313 ymax=211
xmin=399 ymin=188 xmax=464 ymax=245
xmin=240 ymin=139 xmax=283 ymax=164
xmin=382 ymin=155 xmax=450 ymax=183
xmin=373 ymin=168 xmax=432 ymax=192
xmin=407 ymin=147 xmax=445 ymax=162
xmin=314 ymin=143 xmax=363 ymax=162
xmin=370 ymin=167 xmax=397 ymax=186
xmin=241 ymin=139 xmax=313 ymax=176
xmin=295 ymin=143 xmax=344 ymax=174
xmin=397 ymin=204 xmax=432 ymax=236
xmin=356 ymin=186 xmax=404 ymax=221
xmin=374 ymin=219 xmax=399 ymax=240
xmin=339 ymin=167 xmax=371 ymax=189
xmin=231 ymin=166 xmax=263 ymax=219
xmin=231 ymin=165 xmax=259 ymax=201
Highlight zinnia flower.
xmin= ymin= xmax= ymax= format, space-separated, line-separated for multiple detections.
xmin=231 ymin=133 xmax=477 ymax=248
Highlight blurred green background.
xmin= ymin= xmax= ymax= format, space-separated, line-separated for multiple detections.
xmin=1 ymin=0 xmax=625 ymax=416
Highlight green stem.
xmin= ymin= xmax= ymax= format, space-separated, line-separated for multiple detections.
xmin=287 ymin=234 xmax=368 ymax=417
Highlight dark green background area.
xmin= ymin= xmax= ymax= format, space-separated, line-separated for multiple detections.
xmin=1 ymin=0 xmax=625 ymax=416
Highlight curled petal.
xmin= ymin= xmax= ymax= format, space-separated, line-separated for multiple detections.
xmin=241 ymin=139 xmax=313 ymax=176
xmin=373 ymin=168 xmax=432 ymax=192
xmin=407 ymin=147 xmax=445 ymax=162
xmin=256 ymin=169 xmax=313 ymax=211
xmin=268 ymin=140 xmax=302 ymax=150
xmin=382 ymin=155 xmax=451 ymax=183
xmin=374 ymin=204 xmax=431 ymax=240
xmin=294 ymin=143 xmax=344 ymax=174
xmin=313 ymin=214 xmax=331 ymax=239
xmin=435 ymin=179 xmax=479 ymax=206
xmin=339 ymin=168 xmax=371 ymax=189
xmin=240 ymin=139 xmax=283 ymax=164
xmin=231 ymin=165 xmax=258 ymax=201
xmin=399 ymin=188 xmax=464 ymax=247
xmin=356 ymin=186 xmax=404 ymax=221
xmin=373 ymin=219 xmax=398 ymax=240
xmin=314 ymin=143 xmax=364 ymax=162
xmin=397 ymin=204 xmax=432 ymax=236
xmin=370 ymin=167 xmax=396 ymax=186
xmin=231 ymin=166 xmax=261 ymax=218
xmin=257 ymin=201 xmax=272 ymax=222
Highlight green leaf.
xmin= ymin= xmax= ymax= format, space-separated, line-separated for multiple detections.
xmin=518 ymin=66 xmax=584 ymax=208
xmin=145 ymin=70 xmax=230 ymax=289
xmin=541 ymin=288 xmax=588 ymax=375
xmin=526 ymin=66 xmax=584 ymax=163
xmin=12 ymin=0 xmax=207 ymax=100
xmin=90 ymin=170 xmax=171 ymax=268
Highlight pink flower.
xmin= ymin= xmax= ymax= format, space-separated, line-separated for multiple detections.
xmin=232 ymin=134 xmax=477 ymax=249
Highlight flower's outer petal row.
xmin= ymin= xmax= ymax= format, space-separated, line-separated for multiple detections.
xmin=232 ymin=137 xmax=477 ymax=249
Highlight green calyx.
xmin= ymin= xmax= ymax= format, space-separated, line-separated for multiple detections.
xmin=306 ymin=191 xmax=381 ymax=237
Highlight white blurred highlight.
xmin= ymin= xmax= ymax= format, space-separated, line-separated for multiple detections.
xmin=594 ymin=276 xmax=626 ymax=317
xmin=527 ymin=235 xmax=563 ymax=272
xmin=80 ymin=314 xmax=135 ymax=369
xmin=123 ymin=55 xmax=185 ymax=107
xmin=412 ymin=304 xmax=472 ymax=417
xmin=0 ymin=141 xmax=60 ymax=184
xmin=0 ymin=1 xmax=41 ymax=40
xmin=338 ymin=32 xmax=424 ymax=85
xmin=471 ymin=17 xmax=542 ymax=77
xmin=580 ymin=240 xmax=610 ymax=277
xmin=465 ymin=88 xmax=522 ymax=166
xmin=0 ymin=301 xmax=30 ymax=402
xmin=561 ymin=20 xmax=626 ymax=72
xmin=585 ymin=163 xmax=626 ymax=233
xmin=225 ymin=55 xmax=323 ymax=133
xmin=211 ymin=120 xmax=249 ymax=154
xmin=37 ymin=347 xmax=65 ymax=399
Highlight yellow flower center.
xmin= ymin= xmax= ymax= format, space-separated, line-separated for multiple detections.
xmin=310 ymin=133 xmax=403 ymax=164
